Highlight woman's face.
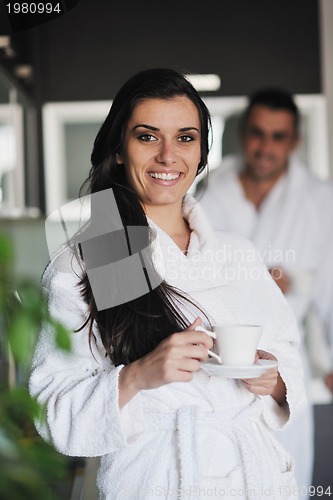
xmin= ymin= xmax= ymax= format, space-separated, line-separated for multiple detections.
xmin=116 ymin=96 xmax=201 ymax=211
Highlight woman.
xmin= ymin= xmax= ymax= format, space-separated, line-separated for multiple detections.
xmin=30 ymin=68 xmax=306 ymax=499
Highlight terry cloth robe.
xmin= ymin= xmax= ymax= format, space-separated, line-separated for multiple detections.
xmin=198 ymin=155 xmax=333 ymax=493
xmin=29 ymin=194 xmax=306 ymax=500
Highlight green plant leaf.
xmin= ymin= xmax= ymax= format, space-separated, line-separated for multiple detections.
xmin=0 ymin=233 xmax=13 ymax=266
xmin=7 ymin=312 xmax=37 ymax=364
xmin=15 ymin=282 xmax=44 ymax=316
xmin=0 ymin=232 xmax=73 ymax=499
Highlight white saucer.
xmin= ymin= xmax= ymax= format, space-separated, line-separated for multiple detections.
xmin=201 ymin=359 xmax=278 ymax=379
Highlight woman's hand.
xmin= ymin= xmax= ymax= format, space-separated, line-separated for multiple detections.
xmin=118 ymin=317 xmax=213 ymax=408
xmin=241 ymin=350 xmax=287 ymax=406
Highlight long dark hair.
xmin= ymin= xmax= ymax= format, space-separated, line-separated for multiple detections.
xmin=78 ymin=68 xmax=212 ymax=366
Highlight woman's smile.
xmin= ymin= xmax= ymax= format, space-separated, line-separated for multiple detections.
xmin=147 ymin=170 xmax=183 ymax=185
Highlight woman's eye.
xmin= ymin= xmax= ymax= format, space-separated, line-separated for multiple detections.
xmin=179 ymin=135 xmax=194 ymax=143
xmin=138 ymin=134 xmax=157 ymax=142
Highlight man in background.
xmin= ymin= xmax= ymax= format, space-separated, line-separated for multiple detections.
xmin=197 ymin=88 xmax=333 ymax=493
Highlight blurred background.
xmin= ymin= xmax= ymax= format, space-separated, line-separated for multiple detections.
xmin=0 ymin=0 xmax=332 ymax=497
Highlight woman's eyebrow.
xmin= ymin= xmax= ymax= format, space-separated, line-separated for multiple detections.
xmin=132 ymin=124 xmax=199 ymax=132
xmin=179 ymin=127 xmax=200 ymax=133
xmin=133 ymin=124 xmax=159 ymax=131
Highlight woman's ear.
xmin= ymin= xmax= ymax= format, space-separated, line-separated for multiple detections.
xmin=116 ymin=152 xmax=124 ymax=165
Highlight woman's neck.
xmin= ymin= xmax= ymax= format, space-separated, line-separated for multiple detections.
xmin=144 ymin=201 xmax=191 ymax=253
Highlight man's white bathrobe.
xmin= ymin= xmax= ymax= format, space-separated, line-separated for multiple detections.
xmin=198 ymin=155 xmax=333 ymax=492
xmin=30 ymin=195 xmax=306 ymax=500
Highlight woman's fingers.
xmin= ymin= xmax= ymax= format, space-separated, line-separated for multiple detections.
xmin=256 ymin=349 xmax=277 ymax=362
xmin=242 ymin=349 xmax=279 ymax=396
xmin=131 ymin=321 xmax=213 ymax=391
xmin=174 ymin=330 xmax=214 ymax=349
xmin=178 ymin=357 xmax=202 ymax=372
xmin=183 ymin=316 xmax=203 ymax=332
xmin=162 ymin=335 xmax=212 ymax=363
xmin=182 ymin=343 xmax=212 ymax=362
xmin=242 ymin=367 xmax=279 ymax=395
xmin=182 ymin=317 xmax=214 ymax=349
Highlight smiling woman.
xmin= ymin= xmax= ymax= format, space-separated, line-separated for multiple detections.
xmin=30 ymin=68 xmax=306 ymax=500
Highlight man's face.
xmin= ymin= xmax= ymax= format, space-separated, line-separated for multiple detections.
xmin=242 ymin=105 xmax=299 ymax=181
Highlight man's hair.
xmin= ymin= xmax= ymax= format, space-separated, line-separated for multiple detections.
xmin=240 ymin=88 xmax=300 ymax=135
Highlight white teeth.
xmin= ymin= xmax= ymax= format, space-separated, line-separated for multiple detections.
xmin=149 ymin=172 xmax=180 ymax=180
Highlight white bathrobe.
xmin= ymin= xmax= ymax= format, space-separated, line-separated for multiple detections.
xmin=30 ymin=194 xmax=306 ymax=500
xmin=198 ymin=155 xmax=333 ymax=493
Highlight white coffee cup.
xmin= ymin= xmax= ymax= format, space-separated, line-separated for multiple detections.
xmin=195 ymin=324 xmax=262 ymax=366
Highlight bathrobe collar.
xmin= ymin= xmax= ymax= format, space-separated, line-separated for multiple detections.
xmin=147 ymin=193 xmax=219 ymax=260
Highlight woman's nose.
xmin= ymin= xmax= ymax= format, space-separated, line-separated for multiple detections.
xmin=155 ymin=141 xmax=177 ymax=165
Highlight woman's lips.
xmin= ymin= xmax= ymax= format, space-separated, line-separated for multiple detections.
xmin=147 ymin=172 xmax=183 ymax=186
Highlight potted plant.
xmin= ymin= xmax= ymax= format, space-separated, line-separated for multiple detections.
xmin=0 ymin=231 xmax=72 ymax=499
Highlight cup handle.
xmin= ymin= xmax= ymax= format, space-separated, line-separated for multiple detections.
xmin=206 ymin=349 xmax=222 ymax=364
xmin=194 ymin=325 xmax=216 ymax=339
xmin=194 ymin=326 xmax=222 ymax=364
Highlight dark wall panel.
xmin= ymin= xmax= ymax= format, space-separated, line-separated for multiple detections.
xmin=13 ymin=0 xmax=322 ymax=101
